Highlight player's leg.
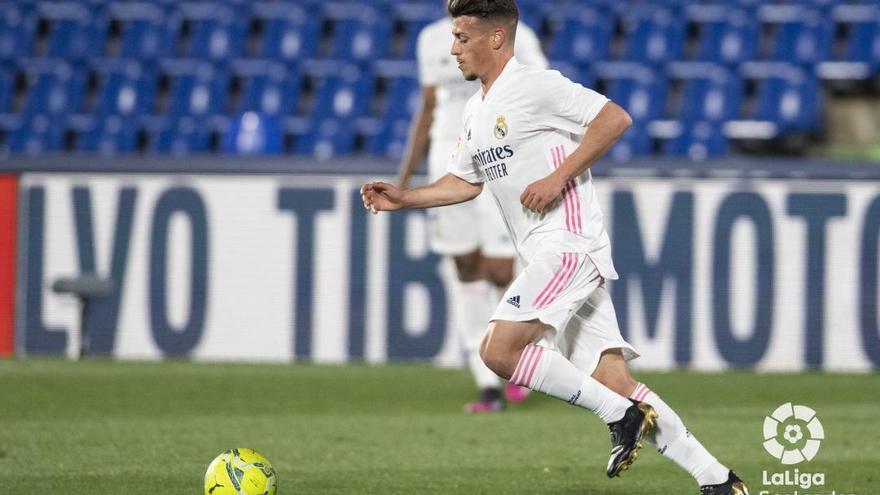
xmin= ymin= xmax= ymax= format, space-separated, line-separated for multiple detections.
xmin=592 ymin=347 xmax=748 ymax=493
xmin=428 ymin=202 xmax=503 ymax=411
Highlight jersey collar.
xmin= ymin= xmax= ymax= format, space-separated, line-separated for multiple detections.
xmin=482 ymin=56 xmax=520 ymax=101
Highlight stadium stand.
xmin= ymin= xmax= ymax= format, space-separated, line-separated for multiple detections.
xmin=0 ymin=0 xmax=877 ymax=159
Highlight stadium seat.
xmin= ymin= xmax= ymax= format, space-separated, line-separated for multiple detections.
xmin=596 ymin=62 xmax=667 ymax=122
xmin=325 ymin=4 xmax=392 ymax=62
xmin=6 ymin=114 xmax=66 ymax=153
xmin=222 ymin=112 xmax=282 ymax=154
xmin=0 ymin=5 xmax=35 ymax=63
xmin=760 ymin=6 xmax=833 ymax=66
xmin=609 ymin=123 xmax=651 ymax=161
xmin=373 ymin=60 xmax=420 ymax=120
xmin=231 ymin=59 xmax=301 ymax=117
xmin=304 ymin=62 xmax=373 ymax=120
xmin=392 ymin=3 xmax=443 ymax=60
xmin=145 ymin=115 xmax=213 ymax=154
xmin=109 ymin=2 xmax=175 ymax=61
xmin=91 ymin=59 xmax=157 ymax=117
xmin=367 ymin=115 xmax=410 ymax=158
xmin=659 ymin=121 xmax=728 ymax=160
xmin=21 ymin=60 xmax=87 ymax=118
xmin=252 ymin=2 xmax=319 ymax=64
xmin=547 ymin=7 xmax=612 ymax=68
xmin=0 ymin=70 xmax=13 ymax=114
xmin=39 ymin=2 xmax=107 ymax=61
xmin=72 ymin=114 xmax=140 ymax=154
xmin=667 ymin=62 xmax=743 ymax=123
xmin=176 ymin=3 xmax=246 ymax=62
xmin=836 ymin=6 xmax=880 ymax=67
xmin=688 ymin=6 xmax=759 ymax=66
xmin=743 ymin=62 xmax=822 ymax=133
xmin=159 ymin=59 xmax=230 ymax=118
xmin=620 ymin=8 xmax=685 ymax=65
xmin=295 ymin=117 xmax=356 ymax=159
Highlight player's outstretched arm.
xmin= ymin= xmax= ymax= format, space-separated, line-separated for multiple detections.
xmin=362 ymin=173 xmax=482 ymax=214
xmin=520 ymin=102 xmax=632 ymax=213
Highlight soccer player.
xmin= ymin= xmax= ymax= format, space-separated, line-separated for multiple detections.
xmin=397 ymin=5 xmax=548 ymax=413
xmin=363 ymin=1 xmax=749 ymax=493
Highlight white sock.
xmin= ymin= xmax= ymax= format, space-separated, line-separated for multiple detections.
xmin=511 ymin=344 xmax=631 ymax=423
xmin=455 ymin=280 xmax=500 ymax=389
xmin=630 ymin=383 xmax=730 ymax=486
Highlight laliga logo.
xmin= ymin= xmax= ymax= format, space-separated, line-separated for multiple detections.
xmin=762 ymin=402 xmax=824 ymax=465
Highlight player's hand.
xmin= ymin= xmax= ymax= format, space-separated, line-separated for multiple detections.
xmin=361 ymin=182 xmax=405 ymax=214
xmin=520 ymin=174 xmax=566 ymax=213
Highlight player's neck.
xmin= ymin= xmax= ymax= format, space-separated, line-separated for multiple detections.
xmin=480 ymin=53 xmax=514 ymax=99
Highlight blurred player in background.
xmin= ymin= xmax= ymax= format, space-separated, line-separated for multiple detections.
xmin=366 ymin=0 xmax=748 ymax=493
xmin=397 ymin=3 xmax=548 ymax=414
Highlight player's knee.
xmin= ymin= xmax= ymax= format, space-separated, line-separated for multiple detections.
xmin=485 ymin=259 xmax=514 ymax=287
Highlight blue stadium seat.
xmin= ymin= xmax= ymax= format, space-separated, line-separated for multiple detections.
xmin=547 ymin=8 xmax=612 ymax=68
xmin=109 ymin=2 xmax=175 ymax=61
xmin=373 ymin=60 xmax=420 ymax=120
xmin=393 ymin=3 xmax=442 ymax=60
xmin=160 ymin=59 xmax=229 ymax=118
xmin=620 ymin=9 xmax=685 ymax=65
xmin=145 ymin=116 xmax=213 ymax=154
xmin=368 ymin=115 xmax=409 ymax=158
xmin=295 ymin=117 xmax=356 ymax=159
xmin=7 ymin=115 xmax=65 ymax=153
xmin=252 ymin=2 xmax=319 ymax=64
xmin=743 ymin=63 xmax=822 ymax=132
xmin=0 ymin=5 xmax=35 ymax=63
xmin=0 ymin=70 xmax=13 ymax=114
xmin=304 ymin=62 xmax=373 ymax=120
xmin=659 ymin=121 xmax=728 ymax=160
xmin=325 ymin=4 xmax=392 ymax=62
xmin=761 ymin=6 xmax=832 ymax=66
xmin=222 ymin=112 xmax=282 ymax=155
xmin=39 ymin=2 xmax=107 ymax=61
xmin=667 ymin=62 xmax=743 ymax=123
xmin=21 ymin=60 xmax=86 ymax=118
xmin=232 ymin=60 xmax=301 ymax=117
xmin=73 ymin=115 xmax=140 ymax=154
xmin=688 ymin=6 xmax=759 ymax=66
xmin=597 ymin=63 xmax=667 ymax=122
xmin=177 ymin=3 xmax=246 ymax=62
xmin=836 ymin=6 xmax=880 ymax=66
xmin=609 ymin=123 xmax=651 ymax=161
xmin=92 ymin=59 xmax=157 ymax=117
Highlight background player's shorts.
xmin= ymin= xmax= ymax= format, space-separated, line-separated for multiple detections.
xmin=427 ymin=191 xmax=516 ymax=258
xmin=490 ymin=252 xmax=638 ymax=374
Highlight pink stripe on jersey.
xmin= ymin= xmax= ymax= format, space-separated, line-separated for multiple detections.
xmin=511 ymin=344 xmax=543 ymax=388
xmin=550 ymin=145 xmax=583 ymax=234
xmin=532 ymin=252 xmax=572 ymax=309
xmin=552 ymin=146 xmax=574 ymax=232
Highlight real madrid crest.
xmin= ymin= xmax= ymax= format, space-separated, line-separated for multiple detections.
xmin=493 ymin=116 xmax=509 ymax=140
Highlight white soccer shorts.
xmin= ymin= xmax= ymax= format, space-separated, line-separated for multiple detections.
xmin=490 ymin=252 xmax=639 ymax=374
xmin=427 ymin=191 xmax=516 ymax=258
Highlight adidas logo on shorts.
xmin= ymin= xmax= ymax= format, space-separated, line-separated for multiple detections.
xmin=506 ymin=295 xmax=521 ymax=308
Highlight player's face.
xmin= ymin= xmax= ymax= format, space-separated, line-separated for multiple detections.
xmin=451 ymin=16 xmax=493 ymax=81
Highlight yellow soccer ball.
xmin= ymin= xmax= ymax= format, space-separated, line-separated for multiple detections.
xmin=204 ymin=448 xmax=277 ymax=495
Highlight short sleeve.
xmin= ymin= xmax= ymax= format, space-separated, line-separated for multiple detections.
xmin=514 ymin=23 xmax=549 ymax=69
xmin=534 ymin=70 xmax=609 ymax=132
xmin=416 ymin=26 xmax=441 ymax=86
xmin=447 ymin=127 xmax=482 ymax=183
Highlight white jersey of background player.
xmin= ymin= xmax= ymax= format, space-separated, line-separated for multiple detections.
xmin=397 ymin=14 xmax=547 ymax=412
xmin=369 ymin=1 xmax=747 ymax=493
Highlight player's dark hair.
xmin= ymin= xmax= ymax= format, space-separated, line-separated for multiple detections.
xmin=447 ymin=0 xmax=519 ymax=26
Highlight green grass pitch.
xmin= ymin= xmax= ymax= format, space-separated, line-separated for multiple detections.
xmin=0 ymin=359 xmax=876 ymax=494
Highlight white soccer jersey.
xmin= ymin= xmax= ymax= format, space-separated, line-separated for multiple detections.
xmin=417 ymin=18 xmax=547 ymax=177
xmin=448 ymin=57 xmax=619 ymax=280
